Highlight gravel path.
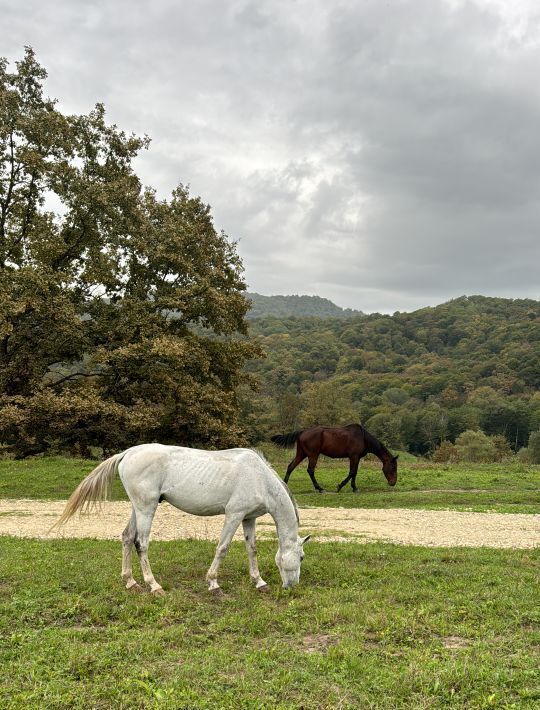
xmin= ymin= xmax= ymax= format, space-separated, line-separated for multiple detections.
xmin=0 ymin=499 xmax=538 ymax=548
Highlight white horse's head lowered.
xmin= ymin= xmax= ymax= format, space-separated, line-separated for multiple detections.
xmin=275 ymin=535 xmax=311 ymax=588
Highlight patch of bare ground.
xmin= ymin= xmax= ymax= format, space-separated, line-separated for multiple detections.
xmin=301 ymin=633 xmax=338 ymax=654
xmin=0 ymin=499 xmax=538 ymax=549
xmin=440 ymin=636 xmax=472 ymax=649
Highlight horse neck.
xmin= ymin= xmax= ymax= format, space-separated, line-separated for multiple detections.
xmin=365 ymin=432 xmax=392 ymax=464
xmin=266 ymin=475 xmax=299 ymax=550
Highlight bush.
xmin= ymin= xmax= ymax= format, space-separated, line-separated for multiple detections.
xmin=527 ymin=431 xmax=540 ymax=464
xmin=431 ymin=440 xmax=460 ymax=463
xmin=517 ymin=447 xmax=531 ymax=463
xmin=455 ymin=430 xmax=497 ymax=463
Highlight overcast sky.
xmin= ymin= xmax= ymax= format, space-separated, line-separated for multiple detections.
xmin=3 ymin=0 xmax=540 ymax=312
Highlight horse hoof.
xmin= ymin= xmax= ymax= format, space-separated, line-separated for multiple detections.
xmin=352 ymin=489 xmax=359 ymax=494
xmin=257 ymin=584 xmax=269 ymax=593
xmin=151 ymin=588 xmax=166 ymax=597
xmin=210 ymin=587 xmax=224 ymax=597
xmin=127 ymin=582 xmax=144 ymax=593
xmin=317 ymin=489 xmax=325 ymax=494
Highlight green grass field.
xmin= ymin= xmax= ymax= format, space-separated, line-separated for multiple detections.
xmin=0 ymin=450 xmax=538 ymax=513
xmin=1 ymin=538 xmax=539 ymax=709
xmin=1 ymin=452 xmax=538 ymax=707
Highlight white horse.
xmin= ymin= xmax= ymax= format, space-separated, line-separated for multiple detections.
xmin=56 ymin=443 xmax=309 ymax=594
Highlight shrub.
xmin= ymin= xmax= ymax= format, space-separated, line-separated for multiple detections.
xmin=455 ymin=430 xmax=497 ymax=463
xmin=431 ymin=440 xmax=460 ymax=463
xmin=527 ymin=431 xmax=540 ymax=464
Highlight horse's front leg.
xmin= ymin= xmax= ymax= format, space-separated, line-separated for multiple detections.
xmin=242 ymin=517 xmax=268 ymax=591
xmin=350 ymin=455 xmax=361 ymax=493
xmin=336 ymin=473 xmax=352 ymax=492
xmin=206 ymin=512 xmax=243 ymax=594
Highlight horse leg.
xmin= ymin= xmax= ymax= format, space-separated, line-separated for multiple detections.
xmin=338 ymin=456 xmax=360 ymax=493
xmin=307 ymin=454 xmax=324 ymax=493
xmin=350 ymin=456 xmax=361 ymax=493
xmin=121 ymin=509 xmax=143 ymax=592
xmin=206 ymin=512 xmax=244 ymax=593
xmin=284 ymin=446 xmax=305 ymax=484
xmin=337 ymin=471 xmax=352 ymax=492
xmin=132 ymin=503 xmax=164 ymax=595
xmin=242 ymin=517 xmax=268 ymax=591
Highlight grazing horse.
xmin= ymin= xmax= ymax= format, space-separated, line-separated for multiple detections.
xmin=271 ymin=424 xmax=398 ymax=493
xmin=55 ymin=444 xmax=309 ymax=594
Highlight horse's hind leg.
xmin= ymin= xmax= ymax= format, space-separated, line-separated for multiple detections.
xmin=242 ymin=517 xmax=268 ymax=591
xmin=283 ymin=446 xmax=306 ymax=484
xmin=132 ymin=502 xmax=164 ymax=595
xmin=121 ymin=509 xmax=143 ymax=592
xmin=307 ymin=454 xmax=324 ymax=493
xmin=206 ymin=512 xmax=244 ymax=594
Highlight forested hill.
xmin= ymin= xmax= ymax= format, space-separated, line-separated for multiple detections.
xmin=246 ymin=292 xmax=361 ymax=319
xmin=242 ymin=295 xmax=540 ymax=454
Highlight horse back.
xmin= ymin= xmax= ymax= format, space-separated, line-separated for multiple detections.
xmin=300 ymin=424 xmax=366 ymax=458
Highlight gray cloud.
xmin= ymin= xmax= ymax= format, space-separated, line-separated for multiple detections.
xmin=3 ymin=0 xmax=540 ymax=312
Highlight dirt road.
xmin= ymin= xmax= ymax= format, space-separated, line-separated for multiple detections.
xmin=0 ymin=499 xmax=538 ymax=548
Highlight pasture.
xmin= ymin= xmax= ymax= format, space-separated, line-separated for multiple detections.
xmin=1 ymin=538 xmax=539 ymax=708
xmin=1 ymin=451 xmax=538 ymax=514
xmin=1 ymin=454 xmax=539 ymax=708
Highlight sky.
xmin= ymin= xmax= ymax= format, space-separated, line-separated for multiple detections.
xmin=3 ymin=0 xmax=540 ymax=313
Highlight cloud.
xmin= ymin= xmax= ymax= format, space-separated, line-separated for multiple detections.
xmin=3 ymin=0 xmax=540 ymax=311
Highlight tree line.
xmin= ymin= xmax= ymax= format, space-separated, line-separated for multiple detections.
xmin=241 ymin=296 xmax=539 ymax=460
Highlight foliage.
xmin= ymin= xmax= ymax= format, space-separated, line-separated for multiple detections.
xmin=245 ymin=296 xmax=539 ymax=452
xmin=433 ymin=433 xmax=513 ymax=464
xmin=454 ymin=430 xmax=497 ymax=463
xmin=1 ymin=538 xmax=539 ymax=708
xmin=528 ymin=430 xmax=540 ymax=464
xmin=246 ymin=292 xmax=361 ymax=319
xmin=431 ymin=440 xmax=460 ymax=463
xmin=301 ymin=380 xmax=356 ymax=427
xmin=0 ymin=49 xmax=258 ymax=455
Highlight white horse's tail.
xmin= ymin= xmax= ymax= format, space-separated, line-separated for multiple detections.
xmin=52 ymin=452 xmax=126 ymax=529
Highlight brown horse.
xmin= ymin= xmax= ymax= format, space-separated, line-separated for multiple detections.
xmin=271 ymin=424 xmax=398 ymax=493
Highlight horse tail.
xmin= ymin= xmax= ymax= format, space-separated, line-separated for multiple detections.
xmin=271 ymin=431 xmax=302 ymax=448
xmin=52 ymin=452 xmax=126 ymax=529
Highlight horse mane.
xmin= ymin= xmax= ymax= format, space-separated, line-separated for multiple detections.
xmin=359 ymin=425 xmax=390 ymax=458
xmin=253 ymin=449 xmax=299 ymax=524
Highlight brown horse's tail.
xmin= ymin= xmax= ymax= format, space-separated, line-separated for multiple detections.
xmin=271 ymin=431 xmax=302 ymax=448
xmin=51 ymin=452 xmax=126 ymax=530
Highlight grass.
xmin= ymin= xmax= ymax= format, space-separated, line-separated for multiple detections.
xmin=1 ymin=453 xmax=538 ymax=707
xmin=0 ymin=450 xmax=538 ymax=513
xmin=1 ymin=537 xmax=538 ymax=708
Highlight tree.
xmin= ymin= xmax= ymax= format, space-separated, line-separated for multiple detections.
xmin=0 ymin=48 xmax=258 ymax=455
xmin=365 ymin=410 xmax=404 ymax=449
xmin=301 ymin=380 xmax=356 ymax=427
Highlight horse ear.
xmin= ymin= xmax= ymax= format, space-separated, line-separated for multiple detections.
xmin=394 ymin=455 xmax=399 ymax=461
xmin=301 ymin=535 xmax=311 ymax=545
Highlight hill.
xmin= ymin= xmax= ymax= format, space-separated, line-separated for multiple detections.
xmin=246 ymin=292 xmax=361 ymax=319
xmin=241 ymin=295 xmax=540 ymax=454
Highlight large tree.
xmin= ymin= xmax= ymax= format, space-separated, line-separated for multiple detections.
xmin=0 ymin=48 xmax=259 ymax=456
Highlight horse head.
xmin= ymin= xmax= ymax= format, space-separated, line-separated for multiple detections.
xmin=383 ymin=455 xmax=398 ymax=486
xmin=275 ymin=535 xmax=311 ymax=588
